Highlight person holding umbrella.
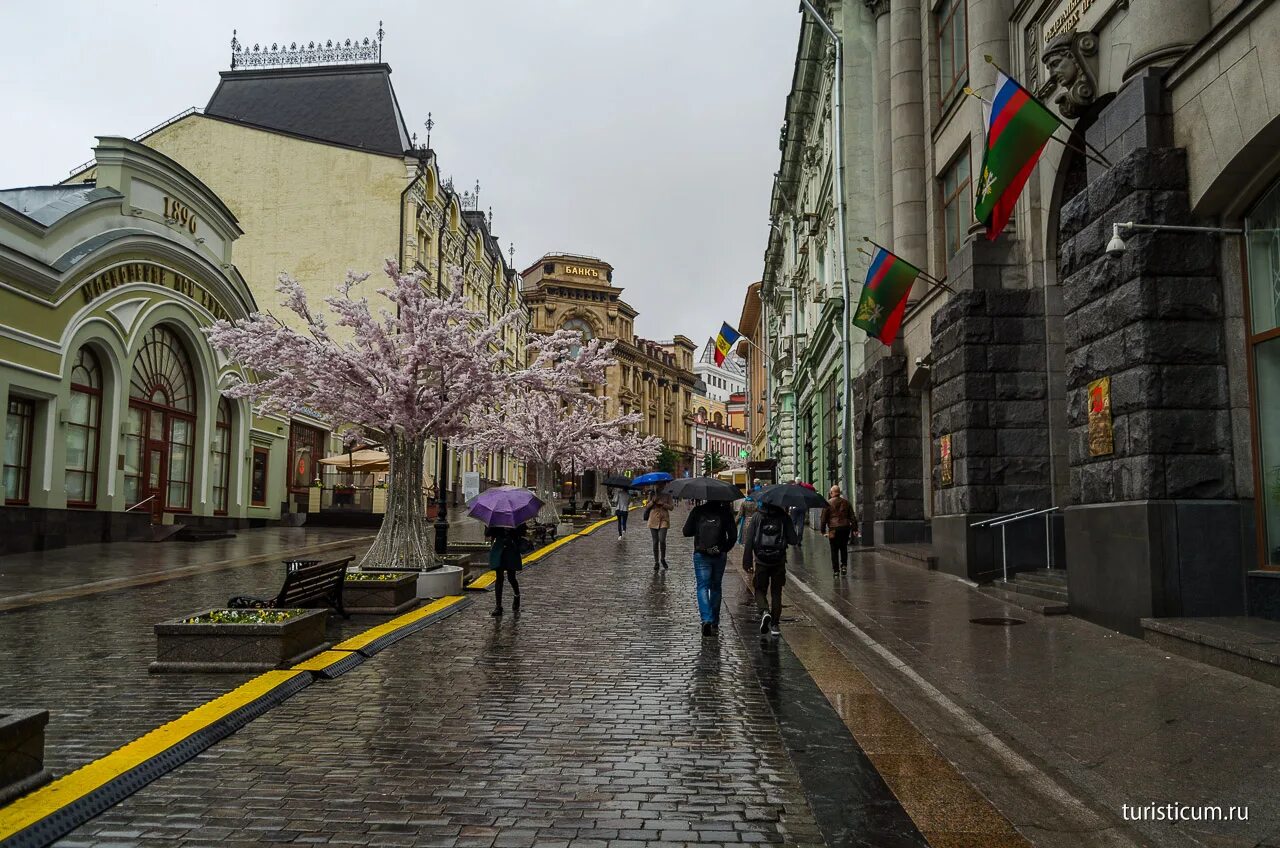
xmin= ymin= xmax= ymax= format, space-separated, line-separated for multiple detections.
xmin=671 ymin=476 xmax=741 ymax=637
xmin=742 ymin=502 xmax=798 ymax=636
xmin=610 ymin=485 xmax=634 ymax=539
xmin=644 ymin=485 xmax=673 ymax=570
xmin=467 ymin=487 xmax=542 ymax=616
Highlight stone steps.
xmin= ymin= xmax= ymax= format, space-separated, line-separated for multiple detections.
xmin=976 ymin=583 xmax=1070 ymax=616
xmin=1013 ymin=569 xmax=1069 ymax=589
xmin=1141 ymin=616 xmax=1280 ymax=689
xmin=876 ymin=543 xmax=938 ymax=571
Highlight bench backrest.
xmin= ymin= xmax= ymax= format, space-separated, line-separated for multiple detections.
xmin=276 ymin=557 xmax=352 ymax=608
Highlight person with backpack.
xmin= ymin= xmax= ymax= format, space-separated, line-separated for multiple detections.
xmin=742 ymin=503 xmax=799 ymax=636
xmin=681 ymin=498 xmax=739 ymax=637
xmin=485 ymin=522 xmax=528 ymax=616
xmin=819 ymin=484 xmax=858 ymax=575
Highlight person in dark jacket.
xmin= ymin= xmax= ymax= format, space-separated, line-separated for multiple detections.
xmin=742 ymin=504 xmax=799 ymax=636
xmin=485 ymin=523 xmax=527 ymax=616
xmin=819 ymin=485 xmax=858 ymax=575
xmin=681 ymin=500 xmax=738 ymax=637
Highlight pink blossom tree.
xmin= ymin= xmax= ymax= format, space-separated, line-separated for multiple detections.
xmin=458 ymin=339 xmax=660 ymax=522
xmin=205 ymin=261 xmax=602 ymax=570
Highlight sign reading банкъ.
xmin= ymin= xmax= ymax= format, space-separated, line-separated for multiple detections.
xmin=78 ymin=262 xmax=230 ymax=322
xmin=563 ymin=264 xmax=601 ymax=279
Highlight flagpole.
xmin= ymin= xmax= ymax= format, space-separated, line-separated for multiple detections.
xmin=859 ymin=238 xmax=956 ymax=294
xmin=981 ymin=55 xmax=1113 ymax=167
xmin=963 ymin=87 xmax=1109 ymax=168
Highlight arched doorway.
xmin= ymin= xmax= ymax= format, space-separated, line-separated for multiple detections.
xmin=123 ymin=326 xmax=197 ymax=523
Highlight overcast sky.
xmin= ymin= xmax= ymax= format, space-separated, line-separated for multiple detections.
xmin=0 ymin=0 xmax=799 ymax=347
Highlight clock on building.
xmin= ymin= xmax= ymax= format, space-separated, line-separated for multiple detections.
xmin=561 ymin=317 xmax=593 ymax=357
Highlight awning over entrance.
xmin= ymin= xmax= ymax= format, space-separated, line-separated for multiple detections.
xmin=318 ymin=448 xmax=389 ymax=472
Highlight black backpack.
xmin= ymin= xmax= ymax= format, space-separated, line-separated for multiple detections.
xmin=694 ymin=509 xmax=727 ymax=554
xmin=755 ymin=514 xmax=788 ymax=566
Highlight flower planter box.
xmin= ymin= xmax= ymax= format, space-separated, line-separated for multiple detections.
xmin=364 ymin=555 xmax=467 ymax=598
xmin=343 ymin=572 xmax=419 ymax=614
xmin=150 ymin=608 xmax=331 ymax=673
xmin=0 ymin=709 xmax=51 ymax=805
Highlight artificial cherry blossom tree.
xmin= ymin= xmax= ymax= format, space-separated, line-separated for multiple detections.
xmin=458 ymin=339 xmax=660 ymax=522
xmin=205 ymin=261 xmax=603 ymax=570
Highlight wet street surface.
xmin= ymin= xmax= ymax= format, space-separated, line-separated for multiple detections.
xmin=44 ymin=521 xmax=849 ymax=847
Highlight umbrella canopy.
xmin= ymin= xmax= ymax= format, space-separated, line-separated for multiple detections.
xmin=798 ymin=481 xmax=817 ymax=491
xmin=467 ymin=486 xmax=543 ymax=528
xmin=666 ymin=476 xmax=742 ymax=502
xmin=603 ymin=474 xmax=635 ymax=489
xmin=631 ymin=471 xmax=673 ymax=487
xmin=756 ymin=483 xmax=828 ymax=511
xmin=318 ymin=448 xmax=390 ymax=470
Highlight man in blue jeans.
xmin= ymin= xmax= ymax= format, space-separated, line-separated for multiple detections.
xmin=682 ymin=499 xmax=739 ymax=637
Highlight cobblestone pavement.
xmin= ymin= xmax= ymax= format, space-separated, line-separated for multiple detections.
xmin=785 ymin=532 xmax=1280 ymax=848
xmin=53 ymin=518 xmax=842 ymax=847
xmin=0 ymin=533 xmax=373 ymax=777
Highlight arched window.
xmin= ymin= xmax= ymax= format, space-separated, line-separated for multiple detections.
xmin=65 ymin=346 xmax=103 ymax=507
xmin=124 ymin=326 xmax=197 ymax=515
xmin=561 ymin=317 xmax=593 ymax=358
xmin=212 ymin=399 xmax=232 ymax=514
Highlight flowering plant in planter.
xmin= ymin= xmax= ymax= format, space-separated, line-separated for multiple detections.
xmin=333 ymin=483 xmax=357 ymax=494
xmin=345 ymin=571 xmax=403 ymax=581
xmin=183 ymin=609 xmax=306 ymax=625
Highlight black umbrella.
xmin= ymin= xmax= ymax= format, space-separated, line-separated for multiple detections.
xmin=603 ymin=474 xmax=635 ymax=490
xmin=756 ymin=483 xmax=828 ymax=510
xmin=666 ymin=476 xmax=742 ymax=502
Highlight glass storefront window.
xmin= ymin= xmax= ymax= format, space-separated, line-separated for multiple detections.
xmin=65 ymin=347 xmax=102 ymax=506
xmin=123 ymin=407 xmax=143 ymax=505
xmin=4 ymin=397 xmax=35 ymax=504
xmin=167 ymin=418 xmax=192 ymax=509
xmin=1255 ymin=341 xmax=1280 ymax=564
xmin=213 ymin=400 xmax=231 ymax=514
xmin=1247 ymin=181 xmax=1280 ymax=334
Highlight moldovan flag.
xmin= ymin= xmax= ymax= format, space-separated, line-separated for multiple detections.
xmin=714 ymin=322 xmax=741 ymax=365
xmin=852 ymin=246 xmax=921 ymax=345
xmin=974 ymin=70 xmax=1062 ymax=240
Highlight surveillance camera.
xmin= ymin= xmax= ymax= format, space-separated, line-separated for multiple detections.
xmin=1106 ymin=224 xmax=1128 ymax=258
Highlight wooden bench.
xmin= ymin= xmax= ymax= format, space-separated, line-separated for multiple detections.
xmin=228 ymin=557 xmax=353 ymax=618
xmin=529 ymin=522 xmax=557 ymax=547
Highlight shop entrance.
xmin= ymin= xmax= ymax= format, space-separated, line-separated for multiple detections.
xmin=123 ymin=327 xmax=196 ymax=523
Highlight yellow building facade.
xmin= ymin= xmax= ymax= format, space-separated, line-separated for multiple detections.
xmin=521 ymin=254 xmax=697 ymax=473
xmin=66 ymin=56 xmax=529 ymax=511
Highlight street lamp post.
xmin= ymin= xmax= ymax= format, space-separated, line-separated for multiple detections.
xmin=434 ymin=438 xmax=449 ymax=554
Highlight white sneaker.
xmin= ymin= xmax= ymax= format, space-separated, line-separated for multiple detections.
xmin=759 ymin=611 xmax=771 ymax=634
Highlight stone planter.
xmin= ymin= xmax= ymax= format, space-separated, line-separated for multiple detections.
xmin=0 ymin=709 xmax=51 ymax=805
xmin=150 ymin=608 xmax=330 ymax=673
xmin=343 ymin=572 xmax=419 ymax=614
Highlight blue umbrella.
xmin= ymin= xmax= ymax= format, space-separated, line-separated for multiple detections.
xmin=631 ymin=471 xmax=674 ymax=487
xmin=467 ymin=486 xmax=543 ymax=528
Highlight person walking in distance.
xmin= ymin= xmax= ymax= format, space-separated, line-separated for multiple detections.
xmin=788 ymin=480 xmax=807 ymax=547
xmin=735 ymin=489 xmax=758 ymax=545
xmin=485 ymin=522 xmax=527 ymax=616
xmin=820 ymin=484 xmax=857 ymax=576
xmin=645 ymin=487 xmax=673 ymax=570
xmin=611 ymin=486 xmax=633 ymax=539
xmin=742 ymin=503 xmax=798 ymax=637
xmin=682 ymin=498 xmax=738 ymax=637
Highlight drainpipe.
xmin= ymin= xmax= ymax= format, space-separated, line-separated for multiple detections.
xmin=799 ymin=0 xmax=852 ymax=497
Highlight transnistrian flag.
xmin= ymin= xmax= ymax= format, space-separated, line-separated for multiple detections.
xmin=974 ymin=70 xmax=1062 ymax=240
xmin=852 ymin=245 xmax=922 ymax=345
xmin=714 ymin=322 xmax=741 ymax=365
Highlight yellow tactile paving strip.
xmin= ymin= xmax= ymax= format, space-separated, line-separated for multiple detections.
xmin=332 ymin=595 xmax=466 ymax=652
xmin=464 ymin=512 xmax=618 ymax=590
xmin=0 ymin=670 xmax=309 ymax=842
xmin=0 ymin=524 xmax=605 ymax=845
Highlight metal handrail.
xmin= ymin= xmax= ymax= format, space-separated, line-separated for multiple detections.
xmin=970 ymin=508 xmax=1036 ymax=528
xmin=976 ymin=506 xmax=1061 ymax=582
xmin=125 ymin=495 xmax=156 ymax=512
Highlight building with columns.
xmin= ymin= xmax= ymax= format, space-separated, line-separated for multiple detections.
xmin=521 ymin=254 xmax=698 ymax=475
xmin=763 ymin=1 xmax=874 ymax=491
xmin=768 ymin=0 xmax=1280 ymax=634
xmin=694 ymin=338 xmax=746 ymax=402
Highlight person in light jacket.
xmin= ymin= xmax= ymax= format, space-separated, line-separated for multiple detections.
xmin=819 ymin=485 xmax=858 ymax=575
xmin=645 ymin=488 xmax=674 ymax=570
xmin=611 ymin=486 xmax=633 ymax=538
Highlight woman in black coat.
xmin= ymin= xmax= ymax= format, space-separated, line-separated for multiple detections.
xmin=485 ymin=523 xmax=527 ymax=616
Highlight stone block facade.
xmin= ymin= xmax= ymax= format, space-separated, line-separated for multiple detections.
xmin=854 ymin=353 xmax=924 ymax=543
xmin=930 ymin=289 xmax=1051 ymax=517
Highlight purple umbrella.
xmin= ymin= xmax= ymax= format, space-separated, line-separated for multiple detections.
xmin=467 ymin=486 xmax=543 ymax=528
